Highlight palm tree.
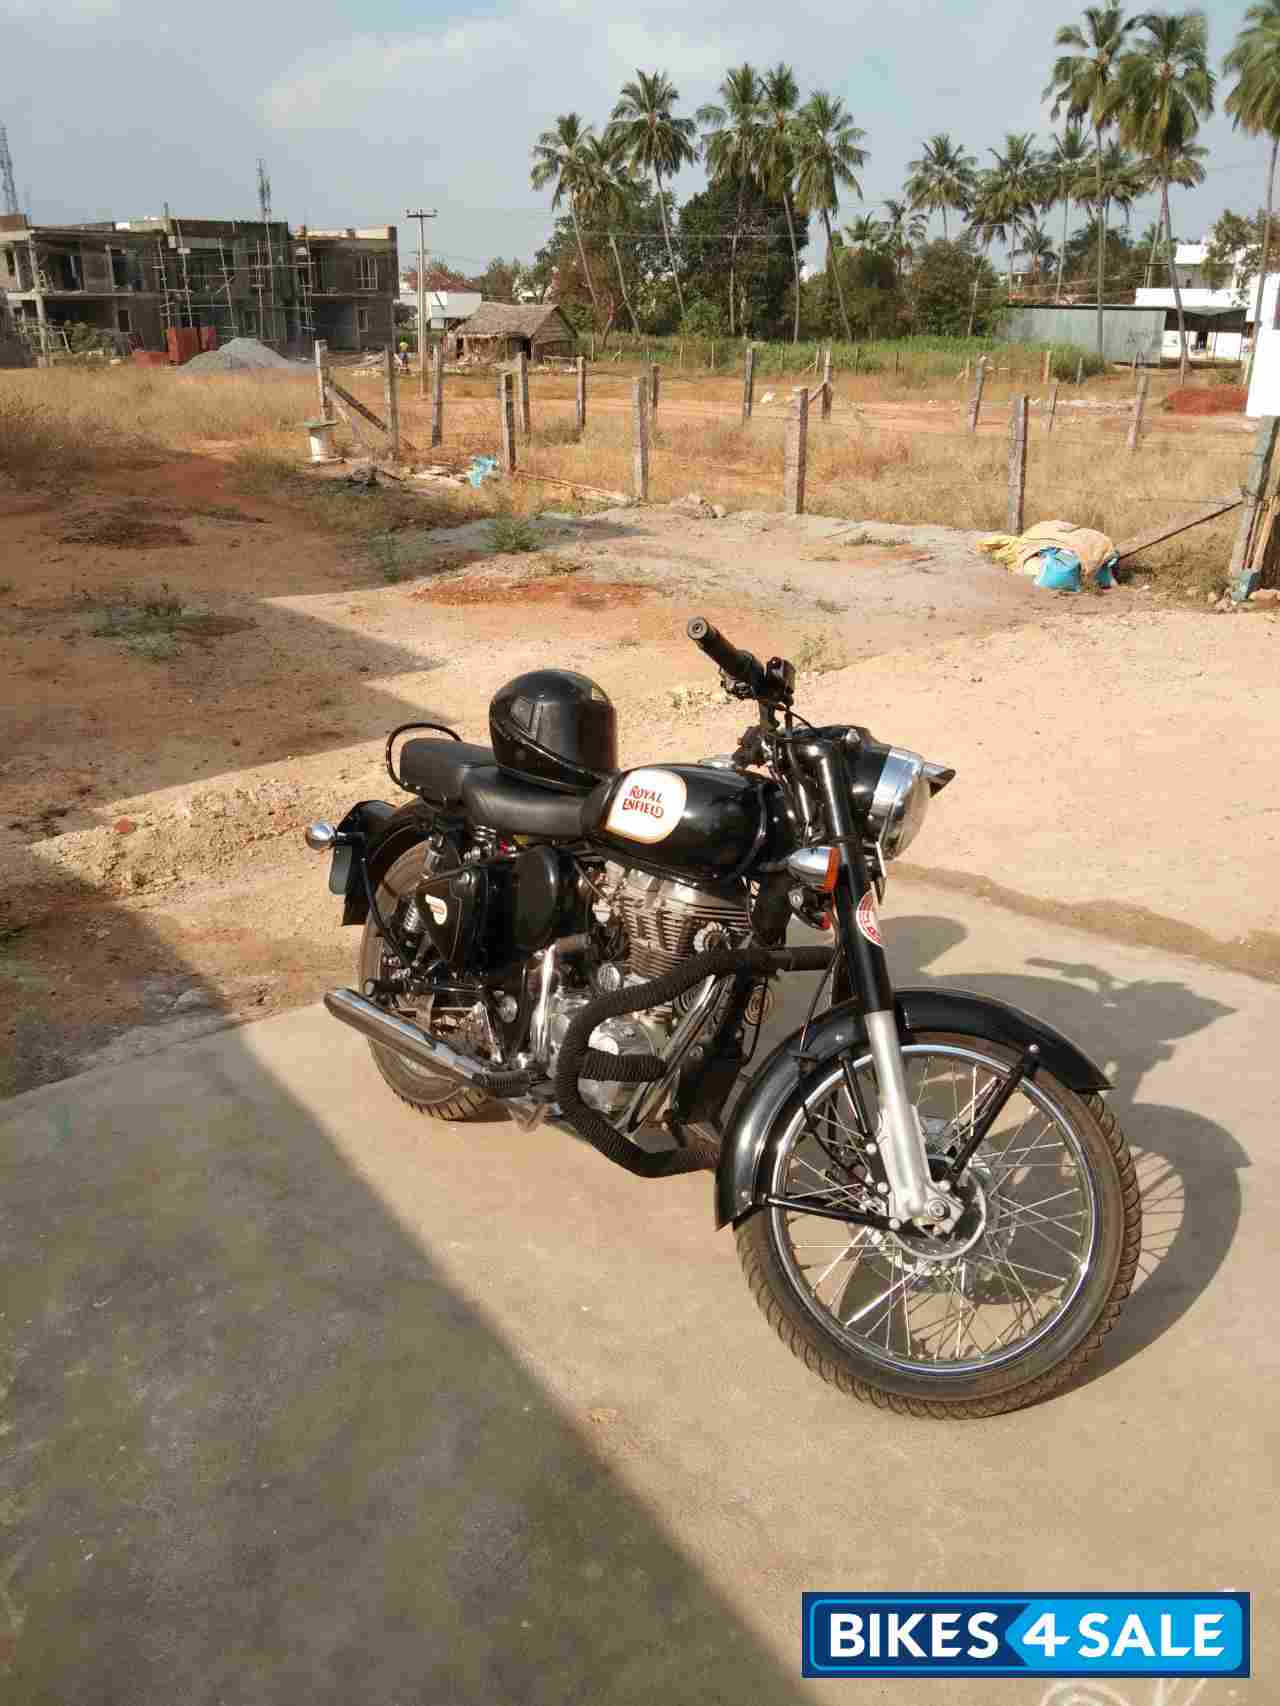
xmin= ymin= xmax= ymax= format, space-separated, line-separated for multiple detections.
xmin=755 ymin=63 xmax=807 ymax=342
xmin=978 ymin=133 xmax=1046 ymax=285
xmin=609 ymin=70 xmax=699 ymax=317
xmin=530 ymin=113 xmax=602 ymax=315
xmin=1225 ymin=0 xmax=1280 ymax=370
xmin=904 ymin=133 xmax=977 ymax=238
xmin=1017 ymin=224 xmax=1059 ymax=286
xmin=1047 ymin=124 xmax=1093 ymax=297
xmin=1114 ymin=11 xmax=1215 ymax=379
xmin=697 ymin=64 xmax=763 ymax=338
xmin=582 ymin=133 xmax=641 ymax=335
xmin=881 ymin=198 xmax=927 ymax=281
xmin=792 ymin=90 xmax=869 ymax=342
xmin=1045 ymin=4 xmax=1137 ymax=357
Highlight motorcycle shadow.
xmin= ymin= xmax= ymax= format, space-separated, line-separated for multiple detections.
xmin=817 ymin=914 xmax=1246 ymax=1382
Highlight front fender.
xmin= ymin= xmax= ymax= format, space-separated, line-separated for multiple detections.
xmin=714 ymin=987 xmax=1110 ymax=1229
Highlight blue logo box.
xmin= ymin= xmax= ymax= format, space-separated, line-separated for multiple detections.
xmin=802 ymin=1593 xmax=1250 ymax=1678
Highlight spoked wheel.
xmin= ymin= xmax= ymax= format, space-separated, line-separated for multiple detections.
xmin=357 ymin=845 xmax=497 ymax=1122
xmin=736 ymin=1032 xmax=1141 ymax=1417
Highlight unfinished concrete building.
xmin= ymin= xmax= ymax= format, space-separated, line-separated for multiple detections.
xmin=296 ymin=227 xmax=399 ymax=352
xmin=0 ymin=213 xmax=399 ymax=362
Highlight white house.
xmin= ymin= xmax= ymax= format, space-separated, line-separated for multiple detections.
xmin=1246 ymin=274 xmax=1280 ymax=416
xmin=396 ymin=282 xmax=483 ymax=332
xmin=1134 ymin=240 xmax=1255 ymax=361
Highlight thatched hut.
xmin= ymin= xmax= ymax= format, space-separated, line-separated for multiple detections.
xmin=455 ymin=302 xmax=577 ymax=362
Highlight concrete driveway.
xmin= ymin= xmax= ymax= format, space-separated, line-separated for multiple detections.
xmin=2 ymin=880 xmax=1274 ymax=1704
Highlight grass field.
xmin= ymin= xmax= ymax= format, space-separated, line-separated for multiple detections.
xmin=0 ymin=352 xmax=1252 ymax=597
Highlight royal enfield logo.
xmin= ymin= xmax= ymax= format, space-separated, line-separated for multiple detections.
xmin=604 ymin=768 xmax=688 ymax=845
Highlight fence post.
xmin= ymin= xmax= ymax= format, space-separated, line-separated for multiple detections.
xmin=650 ymin=362 xmax=660 ymax=415
xmin=1075 ymin=355 xmax=1084 ymax=387
xmin=710 ymin=341 xmax=716 ymax=371
xmin=383 ymin=347 xmax=400 ymax=462
xmin=1229 ymin=415 xmax=1280 ymax=601
xmin=821 ymin=347 xmax=833 ymax=420
xmin=1126 ymin=372 xmax=1149 ymax=452
xmin=784 ymin=386 xmax=809 ymax=516
xmin=742 ymin=345 xmax=756 ymax=422
xmin=853 ymin=345 xmax=860 ymax=376
xmin=1007 ymin=394 xmax=1028 ymax=535
xmin=576 ymin=355 xmax=587 ymax=437
xmin=516 ymin=348 xmax=530 ymax=438
xmin=431 ymin=342 xmax=444 ymax=448
xmin=1041 ymin=348 xmax=1052 ymax=385
xmin=1047 ymin=381 xmax=1059 ymax=436
xmin=314 ymin=339 xmax=330 ymax=420
xmin=967 ymin=357 xmax=987 ymax=434
xmin=631 ymin=378 xmax=650 ymax=502
xmin=499 ymin=370 xmax=516 ymax=473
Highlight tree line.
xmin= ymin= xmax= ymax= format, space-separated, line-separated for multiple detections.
xmin=428 ymin=4 xmax=1280 ymax=365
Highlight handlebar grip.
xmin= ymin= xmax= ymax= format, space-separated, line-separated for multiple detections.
xmin=686 ymin=616 xmax=764 ymax=692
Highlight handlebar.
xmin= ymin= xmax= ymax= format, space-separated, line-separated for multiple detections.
xmin=686 ymin=616 xmax=767 ymax=697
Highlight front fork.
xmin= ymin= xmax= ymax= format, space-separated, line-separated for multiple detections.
xmin=807 ymin=742 xmax=955 ymax=1229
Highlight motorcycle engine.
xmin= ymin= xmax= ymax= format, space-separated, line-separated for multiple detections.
xmin=541 ymin=865 xmax=754 ymax=1118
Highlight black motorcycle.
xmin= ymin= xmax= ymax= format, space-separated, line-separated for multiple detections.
xmin=306 ymin=617 xmax=1140 ymax=1417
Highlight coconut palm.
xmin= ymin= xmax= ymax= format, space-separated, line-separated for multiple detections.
xmin=754 ymin=63 xmax=807 ymax=343
xmin=697 ymin=64 xmax=763 ymax=338
xmin=1114 ymin=10 xmax=1215 ymax=378
xmin=582 ymin=132 xmax=641 ymax=335
xmin=904 ymin=133 xmax=977 ymax=238
xmin=1071 ymin=140 xmax=1147 ymax=295
xmin=530 ymin=112 xmax=602 ymax=314
xmin=1045 ymin=4 xmax=1137 ymax=356
xmin=881 ymin=198 xmax=927 ymax=281
xmin=1017 ymin=224 xmax=1059 ymax=285
xmin=1225 ymin=0 xmax=1280 ymax=366
xmin=609 ymin=70 xmax=699 ymax=316
xmin=792 ymin=90 xmax=869 ymax=342
xmin=1047 ymin=124 xmax=1093 ymax=297
xmin=985 ymin=133 xmax=1047 ymax=282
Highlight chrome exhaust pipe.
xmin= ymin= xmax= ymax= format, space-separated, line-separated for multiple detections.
xmin=324 ymin=987 xmax=480 ymax=1084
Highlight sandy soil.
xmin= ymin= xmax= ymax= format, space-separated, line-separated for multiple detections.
xmin=3 ymin=451 xmax=1276 ymax=1096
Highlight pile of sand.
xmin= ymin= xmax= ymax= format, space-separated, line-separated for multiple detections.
xmin=182 ymin=337 xmax=298 ymax=374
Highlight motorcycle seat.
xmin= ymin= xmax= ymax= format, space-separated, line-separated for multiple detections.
xmin=460 ymin=767 xmax=593 ymax=839
xmin=398 ymin=738 xmax=494 ymax=804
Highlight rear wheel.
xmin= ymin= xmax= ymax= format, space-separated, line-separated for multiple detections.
xmin=736 ymin=1033 xmax=1140 ymax=1417
xmin=357 ymin=844 xmax=497 ymax=1122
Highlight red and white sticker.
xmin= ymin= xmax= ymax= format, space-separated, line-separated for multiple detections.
xmin=604 ymin=767 xmax=687 ymax=844
xmin=855 ymin=887 xmax=883 ymax=946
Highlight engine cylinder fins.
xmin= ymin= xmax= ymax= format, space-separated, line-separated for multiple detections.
xmin=616 ymin=871 xmax=751 ymax=981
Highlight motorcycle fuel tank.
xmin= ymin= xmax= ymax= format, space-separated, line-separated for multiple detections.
xmin=585 ymin=763 xmax=782 ymax=880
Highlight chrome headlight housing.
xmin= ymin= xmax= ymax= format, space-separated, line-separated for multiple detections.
xmin=866 ymin=748 xmax=955 ymax=860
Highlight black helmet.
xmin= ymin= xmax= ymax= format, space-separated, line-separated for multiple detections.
xmin=490 ymin=669 xmax=617 ymax=793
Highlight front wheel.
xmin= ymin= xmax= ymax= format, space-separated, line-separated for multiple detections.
xmin=736 ymin=1033 xmax=1141 ymax=1417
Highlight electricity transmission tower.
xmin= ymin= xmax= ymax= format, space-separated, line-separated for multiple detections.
xmin=0 ymin=125 xmax=20 ymax=217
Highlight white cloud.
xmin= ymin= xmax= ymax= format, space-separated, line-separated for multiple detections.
xmin=263 ymin=0 xmax=785 ymax=132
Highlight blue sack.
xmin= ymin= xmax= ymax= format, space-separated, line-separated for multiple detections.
xmin=1033 ymin=547 xmax=1083 ymax=592
xmin=467 ymin=455 xmax=500 ymax=489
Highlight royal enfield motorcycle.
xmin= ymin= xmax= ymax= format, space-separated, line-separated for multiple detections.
xmin=305 ymin=617 xmax=1139 ymax=1417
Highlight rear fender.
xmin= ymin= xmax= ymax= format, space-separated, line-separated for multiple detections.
xmin=334 ymin=799 xmax=435 ymax=926
xmin=714 ymin=987 xmax=1111 ymax=1228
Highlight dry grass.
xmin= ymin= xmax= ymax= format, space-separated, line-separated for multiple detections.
xmin=1 ymin=359 xmax=1251 ymax=595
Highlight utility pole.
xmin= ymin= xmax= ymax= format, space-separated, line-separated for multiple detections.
xmin=405 ymin=207 xmax=438 ymax=398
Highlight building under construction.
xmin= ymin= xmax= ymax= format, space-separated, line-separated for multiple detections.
xmin=0 ymin=212 xmax=398 ymax=363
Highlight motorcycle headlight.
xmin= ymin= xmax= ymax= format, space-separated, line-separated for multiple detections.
xmin=867 ymin=748 xmax=932 ymax=860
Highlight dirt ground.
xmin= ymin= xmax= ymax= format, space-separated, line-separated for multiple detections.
xmin=3 ymin=443 xmax=1277 ymax=1097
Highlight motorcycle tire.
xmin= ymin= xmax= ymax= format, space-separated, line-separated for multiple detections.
xmin=357 ymin=844 xmax=498 ymax=1123
xmin=736 ymin=1032 xmax=1141 ymax=1418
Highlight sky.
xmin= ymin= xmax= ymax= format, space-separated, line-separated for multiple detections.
xmin=2 ymin=0 xmax=1267 ymax=273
